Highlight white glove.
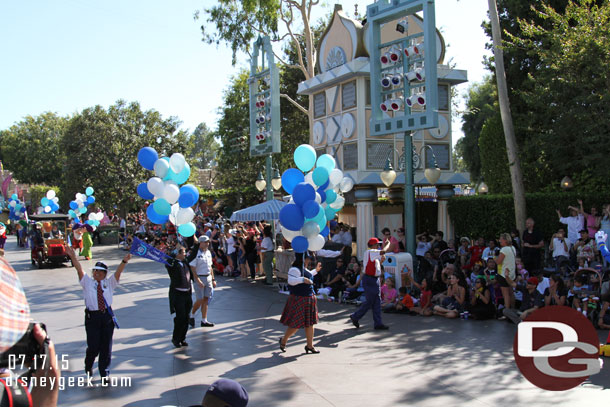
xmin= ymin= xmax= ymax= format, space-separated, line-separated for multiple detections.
xmin=595 ymin=231 xmax=607 ymax=246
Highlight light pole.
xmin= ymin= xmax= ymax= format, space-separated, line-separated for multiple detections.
xmin=255 ymin=166 xmax=282 ymax=200
xmin=560 ymin=176 xmax=573 ymax=190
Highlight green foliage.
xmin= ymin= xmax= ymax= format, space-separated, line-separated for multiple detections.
xmin=0 ymin=112 xmax=67 ymax=185
xmin=186 ymin=123 xmax=219 ymax=169
xmin=60 ymin=100 xmax=189 ymax=214
xmin=449 ymin=191 xmax=609 ymax=240
xmin=28 ymin=185 xmax=60 ymax=209
xmin=478 ymin=113 xmax=512 ymax=194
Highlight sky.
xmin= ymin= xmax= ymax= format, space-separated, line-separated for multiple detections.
xmin=0 ymin=0 xmax=491 ymax=142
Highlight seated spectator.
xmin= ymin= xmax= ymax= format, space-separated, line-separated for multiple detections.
xmin=503 ymin=277 xmax=543 ymax=324
xmin=383 ymin=286 xmax=415 ymax=314
xmin=570 ymin=274 xmax=592 ymax=316
xmin=516 ymin=257 xmax=528 ymax=281
xmin=597 ymin=294 xmax=610 ymax=329
xmin=396 ymin=227 xmax=406 ymax=252
xmin=431 ymin=231 xmax=448 ymax=252
xmin=482 ymin=239 xmax=500 ymax=262
xmin=463 ymin=237 xmax=485 ymax=271
xmin=469 ymin=277 xmax=496 ymax=320
xmin=572 ymin=229 xmax=596 ymax=266
xmin=344 ymin=262 xmax=364 ymax=301
xmin=458 ymin=237 xmax=470 ymax=268
xmin=550 ymin=228 xmax=570 ymax=273
xmin=415 ymin=232 xmax=431 ymax=261
xmin=482 ymin=258 xmax=498 ymax=283
xmin=544 ymin=274 xmax=569 ymax=306
xmin=433 ymin=274 xmax=466 ymax=319
xmin=325 ymin=258 xmax=347 ymax=298
xmin=408 ymin=274 xmax=433 ymax=316
xmin=381 ymin=277 xmax=398 ymax=310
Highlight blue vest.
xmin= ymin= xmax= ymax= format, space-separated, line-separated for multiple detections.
xmin=289 ymin=268 xmax=315 ymax=297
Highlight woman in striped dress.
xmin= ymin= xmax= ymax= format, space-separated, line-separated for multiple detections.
xmin=279 ymin=254 xmax=321 ymax=354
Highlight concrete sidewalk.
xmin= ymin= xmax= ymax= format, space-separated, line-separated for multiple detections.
xmin=4 ymin=240 xmax=610 ymax=406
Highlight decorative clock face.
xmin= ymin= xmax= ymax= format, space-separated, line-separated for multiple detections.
xmin=313 ymin=121 xmax=325 ymax=145
xmin=429 ymin=115 xmax=449 ymax=139
xmin=341 ymin=113 xmax=355 ymax=139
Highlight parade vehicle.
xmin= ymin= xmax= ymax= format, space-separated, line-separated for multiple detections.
xmin=29 ymin=213 xmax=71 ymax=269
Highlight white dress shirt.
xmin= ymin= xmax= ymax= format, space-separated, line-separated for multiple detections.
xmin=80 ymin=274 xmax=118 ymax=310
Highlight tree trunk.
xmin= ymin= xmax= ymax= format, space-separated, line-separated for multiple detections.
xmin=487 ymin=0 xmax=527 ymax=236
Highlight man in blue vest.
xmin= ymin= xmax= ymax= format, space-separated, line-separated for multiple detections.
xmin=349 ymin=237 xmax=391 ymax=330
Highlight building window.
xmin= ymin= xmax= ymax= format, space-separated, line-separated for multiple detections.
xmin=314 ymin=92 xmax=326 ymax=118
xmin=343 ymin=143 xmax=358 ymax=170
xmin=438 ymin=84 xmax=449 ymax=111
xmin=315 ymin=148 xmax=326 ymax=158
xmin=367 ymin=142 xmax=393 ymax=170
xmin=342 ymin=81 xmax=357 ymax=110
xmin=425 ymin=143 xmax=450 ymax=170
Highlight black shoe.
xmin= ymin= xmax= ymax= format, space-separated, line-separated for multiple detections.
xmin=304 ymin=346 xmax=320 ymax=354
xmin=189 ymin=317 xmax=195 ymax=328
xmin=180 ymin=341 xmax=189 ymax=347
xmin=172 ymin=339 xmax=182 ymax=348
xmin=279 ymin=338 xmax=286 ymax=353
xmin=201 ymin=321 xmax=215 ymax=327
xmin=349 ymin=315 xmax=360 ymax=328
xmin=374 ymin=324 xmax=390 ymax=330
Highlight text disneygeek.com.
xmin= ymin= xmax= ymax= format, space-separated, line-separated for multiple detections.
xmin=2 ymin=375 xmax=132 ymax=390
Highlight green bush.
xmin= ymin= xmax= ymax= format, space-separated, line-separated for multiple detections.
xmin=448 ymin=192 xmax=608 ymax=241
xmin=28 ymin=185 xmax=60 ymax=208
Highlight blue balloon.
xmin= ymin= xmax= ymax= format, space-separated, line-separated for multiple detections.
xmin=279 ymin=204 xmax=305 ymax=231
xmin=50 ymin=202 xmax=58 ymax=211
xmin=137 ymin=182 xmax=154 ymax=200
xmin=178 ymin=222 xmax=196 ymax=237
xmin=302 ymin=200 xmax=320 ymax=219
xmin=317 ymin=189 xmax=326 ymax=204
xmin=292 ymin=182 xmax=316 ymax=208
xmin=69 ymin=200 xmax=78 ymax=210
xmin=147 ymin=204 xmax=169 ymax=225
xmin=316 ymin=154 xmax=336 ymax=171
xmin=86 ymin=196 xmax=95 ymax=205
xmin=138 ymin=147 xmax=158 ymax=170
xmin=320 ymin=226 xmax=330 ymax=238
xmin=293 ymin=145 xmax=317 ymax=172
xmin=173 ymin=162 xmax=191 ymax=185
xmin=281 ymin=168 xmax=304 ymax=195
xmin=320 ymin=179 xmax=330 ymax=190
xmin=153 ymin=198 xmax=171 ymax=215
xmin=312 ymin=167 xmax=329 ymax=186
xmin=178 ymin=184 xmax=199 ymax=208
xmin=85 ymin=187 xmax=94 ymax=196
xmin=41 ymin=197 xmax=49 ymax=206
xmin=292 ymin=236 xmax=309 ymax=253
xmin=326 ymin=190 xmax=337 ymax=204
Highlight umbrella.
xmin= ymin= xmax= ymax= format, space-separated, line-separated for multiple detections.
xmin=229 ymin=200 xmax=287 ymax=222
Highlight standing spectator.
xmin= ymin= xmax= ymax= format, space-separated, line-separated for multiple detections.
xmin=381 ymin=227 xmax=400 ymax=253
xmin=431 ymin=231 xmax=448 ymax=252
xmin=226 ymin=229 xmax=237 ymax=275
xmin=415 ymin=232 xmax=431 ymax=261
xmin=584 ymin=205 xmax=600 ymax=237
xmin=464 ymin=237 xmax=485 ymax=271
xmin=495 ymin=233 xmax=517 ymax=309
xmin=557 ymin=200 xmax=585 ymax=246
xmin=521 ymin=218 xmax=544 ymax=274
xmin=190 ymin=236 xmax=217 ymax=327
xmin=341 ymin=224 xmax=353 ymax=262
xmin=510 ymin=229 xmax=522 ymax=257
xmin=260 ymin=226 xmax=275 ymax=285
xmin=244 ymin=232 xmax=258 ymax=280
xmin=396 ymin=227 xmax=406 ymax=252
xmin=550 ymin=228 xmax=570 ymax=273
xmin=331 ymin=225 xmax=343 ymax=244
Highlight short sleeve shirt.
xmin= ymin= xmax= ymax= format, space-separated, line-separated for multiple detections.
xmin=80 ymin=274 xmax=118 ymax=310
xmin=190 ymin=249 xmax=213 ymax=276
xmin=261 ymin=237 xmax=274 ymax=252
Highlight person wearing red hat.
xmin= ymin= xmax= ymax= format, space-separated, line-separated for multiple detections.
xmin=502 ymin=276 xmax=543 ymax=324
xmin=348 ymin=237 xmax=391 ymax=330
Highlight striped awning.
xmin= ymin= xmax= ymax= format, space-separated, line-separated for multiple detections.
xmin=229 ymin=200 xmax=287 ymax=222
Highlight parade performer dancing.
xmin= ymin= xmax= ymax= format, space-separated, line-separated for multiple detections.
xmin=279 ymin=254 xmax=322 ymax=354
xmin=66 ymin=245 xmax=131 ymax=379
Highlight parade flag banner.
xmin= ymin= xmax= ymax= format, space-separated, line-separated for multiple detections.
xmin=129 ymin=237 xmax=171 ymax=265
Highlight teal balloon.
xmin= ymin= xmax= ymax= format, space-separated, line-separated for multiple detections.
xmin=173 ymin=162 xmax=191 ymax=185
xmin=326 ymin=190 xmax=337 ymax=204
xmin=178 ymin=222 xmax=196 ymax=237
xmin=325 ymin=206 xmax=338 ymax=221
xmin=315 ymin=211 xmax=327 ymax=230
xmin=153 ymin=198 xmax=171 ymax=215
xmin=316 ymin=154 xmax=336 ymax=171
xmin=79 ymin=206 xmax=87 ymax=214
xmin=312 ymin=167 xmax=329 ymax=186
xmin=293 ymin=144 xmax=316 ymax=172
xmin=41 ymin=197 xmax=49 ymax=206
xmin=85 ymin=187 xmax=94 ymax=196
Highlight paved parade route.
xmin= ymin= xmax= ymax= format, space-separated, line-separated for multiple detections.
xmin=5 ymin=242 xmax=610 ymax=406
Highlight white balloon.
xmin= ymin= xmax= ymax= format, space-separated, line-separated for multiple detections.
xmin=154 ymin=158 xmax=170 ymax=178
xmin=330 ymin=195 xmax=345 ymax=210
xmin=52 ymin=197 xmax=59 ymax=203
xmin=176 ymin=207 xmax=195 ymax=225
xmin=88 ymin=213 xmax=96 ymax=220
xmin=169 ymin=203 xmax=180 ymax=225
xmin=340 ymin=177 xmax=354 ymax=193
xmin=169 ymin=153 xmax=186 ymax=174
xmin=304 ymin=171 xmax=316 ymax=187
xmin=77 ymin=201 xmax=85 ymax=208
xmin=328 ymin=169 xmax=343 ymax=186
xmin=9 ymin=201 xmax=16 ymax=208
xmin=281 ymin=228 xmax=303 ymax=242
xmin=314 ymin=192 xmax=322 ymax=204
xmin=308 ymin=234 xmax=326 ymax=251
xmin=37 ymin=207 xmax=44 ymax=214
xmin=147 ymin=177 xmax=165 ymax=197
xmin=163 ymin=183 xmax=180 ymax=204
xmin=96 ymin=212 xmax=105 ymax=221
xmin=77 ymin=193 xmax=87 ymax=201
xmin=44 ymin=205 xmax=51 ymax=213
xmin=302 ymin=220 xmax=320 ymax=238
xmin=46 ymin=190 xmax=56 ymax=200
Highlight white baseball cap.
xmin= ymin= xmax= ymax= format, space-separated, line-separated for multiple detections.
xmin=198 ymin=235 xmax=210 ymax=243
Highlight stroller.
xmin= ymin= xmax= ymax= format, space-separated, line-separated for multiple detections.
xmin=572 ymin=267 xmax=603 ymax=326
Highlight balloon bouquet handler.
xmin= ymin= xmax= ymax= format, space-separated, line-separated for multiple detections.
xmin=65 ymin=245 xmax=130 ymax=380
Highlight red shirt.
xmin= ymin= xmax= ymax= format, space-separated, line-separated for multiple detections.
xmin=420 ymin=290 xmax=432 ymax=308
xmin=464 ymin=245 xmax=484 ymax=270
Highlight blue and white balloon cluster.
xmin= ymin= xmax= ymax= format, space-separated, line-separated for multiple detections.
xmin=67 ymin=187 xmax=96 ymax=220
xmin=8 ymin=194 xmax=26 ymax=221
xmin=279 ymin=144 xmax=354 ymax=253
xmin=39 ymin=189 xmax=60 ymax=214
xmin=136 ymin=147 xmax=200 ymax=237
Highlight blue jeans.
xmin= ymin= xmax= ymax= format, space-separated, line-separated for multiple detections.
xmin=351 ymin=275 xmax=383 ymax=327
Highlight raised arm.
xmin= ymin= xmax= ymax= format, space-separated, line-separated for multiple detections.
xmin=113 ymin=253 xmax=132 ymax=282
xmin=65 ymin=246 xmax=84 ymax=281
